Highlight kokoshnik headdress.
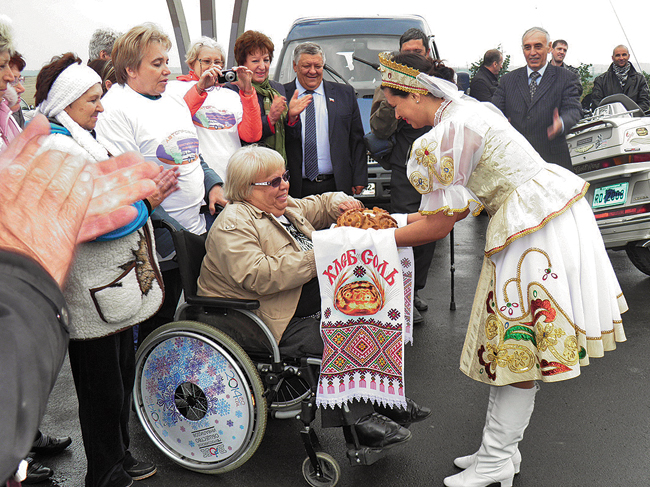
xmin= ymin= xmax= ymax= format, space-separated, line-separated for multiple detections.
xmin=379 ymin=51 xmax=464 ymax=103
xmin=379 ymin=51 xmax=429 ymax=95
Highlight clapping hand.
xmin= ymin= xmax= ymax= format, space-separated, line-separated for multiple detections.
xmin=268 ymin=94 xmax=287 ymax=126
xmin=547 ymin=108 xmax=563 ymax=140
xmin=0 ymin=114 xmax=159 ymax=286
xmin=147 ymin=166 xmax=180 ymax=209
xmin=288 ymin=90 xmax=312 ymax=124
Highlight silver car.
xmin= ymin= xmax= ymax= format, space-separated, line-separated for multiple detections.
xmin=567 ymin=94 xmax=650 ymax=274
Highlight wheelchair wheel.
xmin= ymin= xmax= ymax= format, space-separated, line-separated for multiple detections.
xmin=302 ymin=452 xmax=341 ymax=487
xmin=270 ymin=374 xmax=312 ymax=411
xmin=134 ymin=320 xmax=267 ymax=474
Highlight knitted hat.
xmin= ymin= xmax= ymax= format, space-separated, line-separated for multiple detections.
xmin=37 ymin=63 xmax=101 ymax=118
xmin=37 ymin=63 xmax=107 ymax=161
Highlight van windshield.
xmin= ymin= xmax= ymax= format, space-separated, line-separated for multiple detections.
xmin=275 ymin=36 xmax=399 ymax=96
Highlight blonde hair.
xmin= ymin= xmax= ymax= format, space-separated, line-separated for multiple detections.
xmin=112 ymin=23 xmax=171 ymax=85
xmin=0 ymin=15 xmax=15 ymax=55
xmin=185 ymin=37 xmax=223 ymax=68
xmin=225 ymin=145 xmax=286 ymax=202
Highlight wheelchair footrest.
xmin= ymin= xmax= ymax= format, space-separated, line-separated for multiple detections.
xmin=346 ymin=446 xmax=386 ymax=466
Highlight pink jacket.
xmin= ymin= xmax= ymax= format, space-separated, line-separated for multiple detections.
xmin=0 ymin=99 xmax=21 ymax=152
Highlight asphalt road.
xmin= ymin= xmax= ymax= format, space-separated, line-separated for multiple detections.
xmin=38 ymin=213 xmax=650 ymax=487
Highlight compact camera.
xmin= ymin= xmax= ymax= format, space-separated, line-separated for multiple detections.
xmin=218 ymin=70 xmax=238 ymax=84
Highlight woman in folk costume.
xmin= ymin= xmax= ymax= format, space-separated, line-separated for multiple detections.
xmin=35 ymin=53 xmax=177 ymax=487
xmin=385 ymin=52 xmax=627 ymax=487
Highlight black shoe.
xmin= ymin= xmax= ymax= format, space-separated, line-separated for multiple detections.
xmin=374 ymin=397 xmax=432 ymax=426
xmin=124 ymin=454 xmax=157 ymax=481
xmin=23 ymin=458 xmax=53 ymax=484
xmin=412 ymin=306 xmax=424 ymax=325
xmin=413 ymin=292 xmax=428 ymax=311
xmin=354 ymin=412 xmax=412 ymax=449
xmin=31 ymin=434 xmax=72 ymax=456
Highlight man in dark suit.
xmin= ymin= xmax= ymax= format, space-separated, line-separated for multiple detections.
xmin=492 ymin=27 xmax=582 ymax=171
xmin=470 ymin=49 xmax=503 ymax=102
xmin=284 ymin=42 xmax=367 ymax=198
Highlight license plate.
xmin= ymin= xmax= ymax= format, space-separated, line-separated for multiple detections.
xmin=592 ymin=182 xmax=628 ymax=209
xmin=360 ymin=183 xmax=376 ymax=197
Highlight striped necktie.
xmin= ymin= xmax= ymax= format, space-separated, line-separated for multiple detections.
xmin=303 ymin=90 xmax=318 ymax=181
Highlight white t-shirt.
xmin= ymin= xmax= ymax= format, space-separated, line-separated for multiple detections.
xmin=96 ymin=83 xmax=206 ymax=234
xmin=167 ymin=80 xmax=243 ymax=179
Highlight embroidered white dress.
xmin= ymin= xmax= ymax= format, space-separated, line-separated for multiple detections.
xmin=407 ymin=98 xmax=627 ymax=384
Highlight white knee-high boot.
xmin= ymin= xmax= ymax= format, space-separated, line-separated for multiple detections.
xmin=454 ymin=387 xmax=522 ymax=474
xmin=444 ymin=384 xmax=537 ymax=487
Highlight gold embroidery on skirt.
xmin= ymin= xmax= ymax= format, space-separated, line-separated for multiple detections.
xmin=479 ymin=248 xmax=581 ymax=381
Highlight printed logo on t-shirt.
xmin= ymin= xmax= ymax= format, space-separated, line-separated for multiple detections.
xmin=156 ymin=130 xmax=200 ymax=165
xmin=193 ymin=106 xmax=237 ymax=131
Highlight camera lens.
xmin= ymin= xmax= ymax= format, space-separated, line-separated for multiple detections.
xmin=224 ymin=71 xmax=237 ymax=82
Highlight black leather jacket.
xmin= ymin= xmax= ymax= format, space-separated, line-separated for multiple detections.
xmin=592 ymin=63 xmax=650 ymax=113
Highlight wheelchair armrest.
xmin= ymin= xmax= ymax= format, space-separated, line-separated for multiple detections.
xmin=152 ymin=217 xmax=183 ymax=233
xmin=186 ymin=295 xmax=260 ymax=310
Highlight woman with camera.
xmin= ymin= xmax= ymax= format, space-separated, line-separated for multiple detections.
xmin=167 ymin=37 xmax=261 ymax=179
xmin=227 ymin=30 xmax=310 ymax=161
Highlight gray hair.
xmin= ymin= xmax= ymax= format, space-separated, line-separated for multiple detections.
xmin=88 ymin=28 xmax=121 ymax=61
xmin=224 ymin=145 xmax=286 ymax=202
xmin=522 ymin=27 xmax=550 ymax=45
xmin=613 ymin=44 xmax=629 ymax=55
xmin=185 ymin=37 xmax=224 ymax=67
xmin=0 ymin=15 xmax=15 ymax=55
xmin=293 ymin=42 xmax=325 ymax=65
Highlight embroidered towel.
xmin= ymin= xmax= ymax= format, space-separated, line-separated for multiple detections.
xmin=313 ymin=227 xmax=409 ymax=409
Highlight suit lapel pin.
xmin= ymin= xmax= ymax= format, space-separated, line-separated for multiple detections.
xmin=329 ymin=97 xmax=335 ymax=103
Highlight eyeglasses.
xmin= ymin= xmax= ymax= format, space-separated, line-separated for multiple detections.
xmin=198 ymin=59 xmax=224 ymax=68
xmin=10 ymin=76 xmax=25 ymax=86
xmin=251 ymin=170 xmax=290 ymax=188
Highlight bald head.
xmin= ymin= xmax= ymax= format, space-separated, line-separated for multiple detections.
xmin=612 ymin=45 xmax=630 ymax=68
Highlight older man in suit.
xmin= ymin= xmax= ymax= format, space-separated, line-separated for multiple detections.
xmin=492 ymin=27 xmax=582 ymax=171
xmin=284 ymin=42 xmax=367 ymax=198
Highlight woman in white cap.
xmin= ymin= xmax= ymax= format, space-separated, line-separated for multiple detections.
xmin=35 ymin=52 xmax=177 ymax=487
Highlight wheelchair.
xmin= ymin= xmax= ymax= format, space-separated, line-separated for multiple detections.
xmin=133 ymin=223 xmax=396 ymax=486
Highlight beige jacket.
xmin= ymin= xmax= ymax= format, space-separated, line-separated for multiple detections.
xmin=197 ymin=192 xmax=348 ymax=343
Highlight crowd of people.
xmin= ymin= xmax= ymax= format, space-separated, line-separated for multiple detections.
xmin=0 ymin=12 xmax=634 ymax=487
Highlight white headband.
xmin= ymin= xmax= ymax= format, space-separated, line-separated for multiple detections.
xmin=37 ymin=63 xmax=101 ymax=118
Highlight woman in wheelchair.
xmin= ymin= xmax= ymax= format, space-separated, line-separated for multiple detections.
xmin=196 ymin=145 xmax=431 ymax=450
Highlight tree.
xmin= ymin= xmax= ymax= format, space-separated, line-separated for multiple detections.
xmin=643 ymin=70 xmax=650 ymax=86
xmin=577 ymin=63 xmax=593 ymax=101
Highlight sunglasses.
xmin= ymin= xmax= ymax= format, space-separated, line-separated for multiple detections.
xmin=251 ymin=170 xmax=290 ymax=188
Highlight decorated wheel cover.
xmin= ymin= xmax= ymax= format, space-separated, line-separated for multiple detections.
xmin=138 ymin=331 xmax=256 ymax=465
